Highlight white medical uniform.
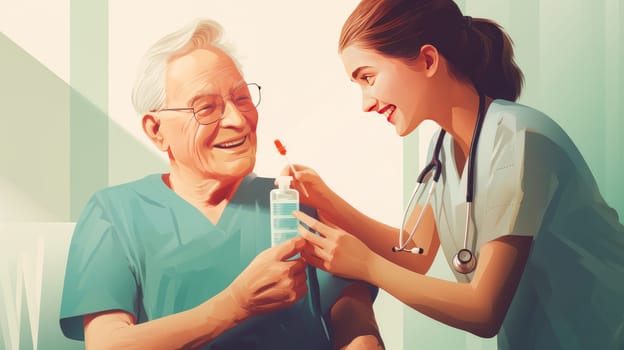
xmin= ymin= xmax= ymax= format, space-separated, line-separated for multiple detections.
xmin=427 ymin=99 xmax=624 ymax=349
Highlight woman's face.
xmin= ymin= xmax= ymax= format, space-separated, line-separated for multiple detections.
xmin=340 ymin=45 xmax=431 ymax=136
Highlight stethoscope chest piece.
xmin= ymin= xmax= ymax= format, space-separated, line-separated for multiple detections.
xmin=453 ymin=248 xmax=476 ymax=274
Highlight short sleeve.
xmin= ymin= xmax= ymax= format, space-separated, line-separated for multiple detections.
xmin=59 ymin=194 xmax=139 ymax=340
xmin=483 ymin=125 xmax=559 ymax=239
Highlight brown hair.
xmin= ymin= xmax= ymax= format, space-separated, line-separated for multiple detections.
xmin=339 ymin=0 xmax=524 ymax=101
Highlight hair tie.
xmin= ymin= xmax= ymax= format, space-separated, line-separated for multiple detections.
xmin=464 ymin=16 xmax=473 ymax=28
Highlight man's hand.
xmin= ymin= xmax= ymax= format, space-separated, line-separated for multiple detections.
xmin=227 ymin=237 xmax=308 ymax=318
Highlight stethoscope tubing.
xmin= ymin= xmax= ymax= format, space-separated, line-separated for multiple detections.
xmin=395 ymin=180 xmax=437 ymax=253
xmin=394 ymin=92 xmax=486 ymax=274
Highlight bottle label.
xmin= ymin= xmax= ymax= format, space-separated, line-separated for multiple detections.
xmin=270 ymin=200 xmax=299 ymax=246
xmin=271 ymin=201 xmax=298 ymax=217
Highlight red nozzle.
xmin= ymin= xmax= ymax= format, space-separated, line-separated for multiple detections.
xmin=274 ymin=139 xmax=287 ymax=155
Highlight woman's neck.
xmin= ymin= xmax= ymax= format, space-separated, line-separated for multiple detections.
xmin=431 ymin=83 xmax=492 ymax=175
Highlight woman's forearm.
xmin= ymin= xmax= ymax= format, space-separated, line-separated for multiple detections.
xmin=364 ymin=236 xmax=531 ymax=338
xmin=318 ymin=187 xmax=397 ymax=240
xmin=365 ymin=254 xmax=496 ymax=338
xmin=318 ymin=189 xmax=438 ymax=274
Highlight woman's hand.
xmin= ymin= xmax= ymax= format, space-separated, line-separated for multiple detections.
xmin=278 ymin=164 xmax=333 ymax=209
xmin=293 ymin=210 xmax=376 ymax=282
xmin=227 ymin=237 xmax=308 ymax=318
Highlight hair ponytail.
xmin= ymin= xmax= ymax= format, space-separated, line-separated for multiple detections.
xmin=465 ymin=19 xmax=524 ymax=101
xmin=340 ymin=0 xmax=524 ymax=101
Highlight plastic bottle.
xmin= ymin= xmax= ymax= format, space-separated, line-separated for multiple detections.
xmin=270 ymin=176 xmax=300 ymax=247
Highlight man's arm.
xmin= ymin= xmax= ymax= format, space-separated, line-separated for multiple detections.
xmin=82 ymin=237 xmax=308 ymax=349
xmin=328 ymin=282 xmax=384 ymax=350
xmin=84 ymin=291 xmax=246 ymax=350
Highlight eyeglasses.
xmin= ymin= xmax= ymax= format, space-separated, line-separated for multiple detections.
xmin=153 ymin=83 xmax=261 ymax=125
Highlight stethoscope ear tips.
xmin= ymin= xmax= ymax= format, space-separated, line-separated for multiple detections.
xmin=453 ymin=248 xmax=476 ymax=274
xmin=392 ymin=246 xmax=425 ymax=254
xmin=410 ymin=247 xmax=424 ymax=254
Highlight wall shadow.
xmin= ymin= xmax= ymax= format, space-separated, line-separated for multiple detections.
xmin=1 ymin=33 xmax=166 ymax=223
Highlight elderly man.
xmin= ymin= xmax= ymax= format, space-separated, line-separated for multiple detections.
xmin=59 ymin=18 xmax=383 ymax=349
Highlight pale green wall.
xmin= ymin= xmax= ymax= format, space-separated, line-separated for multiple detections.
xmin=402 ymin=0 xmax=623 ymax=349
xmin=1 ymin=0 xmax=166 ymax=348
xmin=69 ymin=0 xmax=109 ymax=220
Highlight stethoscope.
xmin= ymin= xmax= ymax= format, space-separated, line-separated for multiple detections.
xmin=392 ymin=92 xmax=486 ymax=274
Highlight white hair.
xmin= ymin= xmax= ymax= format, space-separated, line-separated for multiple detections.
xmin=131 ymin=18 xmax=241 ymax=115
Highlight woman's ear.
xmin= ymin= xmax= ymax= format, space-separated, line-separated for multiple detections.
xmin=420 ymin=44 xmax=440 ymax=77
xmin=142 ymin=114 xmax=168 ymax=152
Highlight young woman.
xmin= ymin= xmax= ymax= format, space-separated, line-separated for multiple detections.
xmin=288 ymin=0 xmax=624 ymax=349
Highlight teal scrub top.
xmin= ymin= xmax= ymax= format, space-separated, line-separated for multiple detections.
xmin=426 ymin=100 xmax=624 ymax=349
xmin=60 ymin=174 xmax=373 ymax=349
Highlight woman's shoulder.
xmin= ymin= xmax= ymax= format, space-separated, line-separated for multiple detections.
xmin=487 ymin=99 xmax=555 ymax=130
xmin=486 ymin=99 xmax=575 ymax=147
xmin=485 ymin=100 xmax=591 ymax=177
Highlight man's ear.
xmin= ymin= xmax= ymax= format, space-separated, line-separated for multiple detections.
xmin=420 ymin=44 xmax=440 ymax=77
xmin=142 ymin=114 xmax=168 ymax=152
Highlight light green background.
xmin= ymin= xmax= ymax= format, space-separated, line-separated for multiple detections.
xmin=1 ymin=0 xmax=622 ymax=349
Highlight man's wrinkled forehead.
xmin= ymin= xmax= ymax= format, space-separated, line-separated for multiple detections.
xmin=165 ymin=47 xmax=244 ymax=101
